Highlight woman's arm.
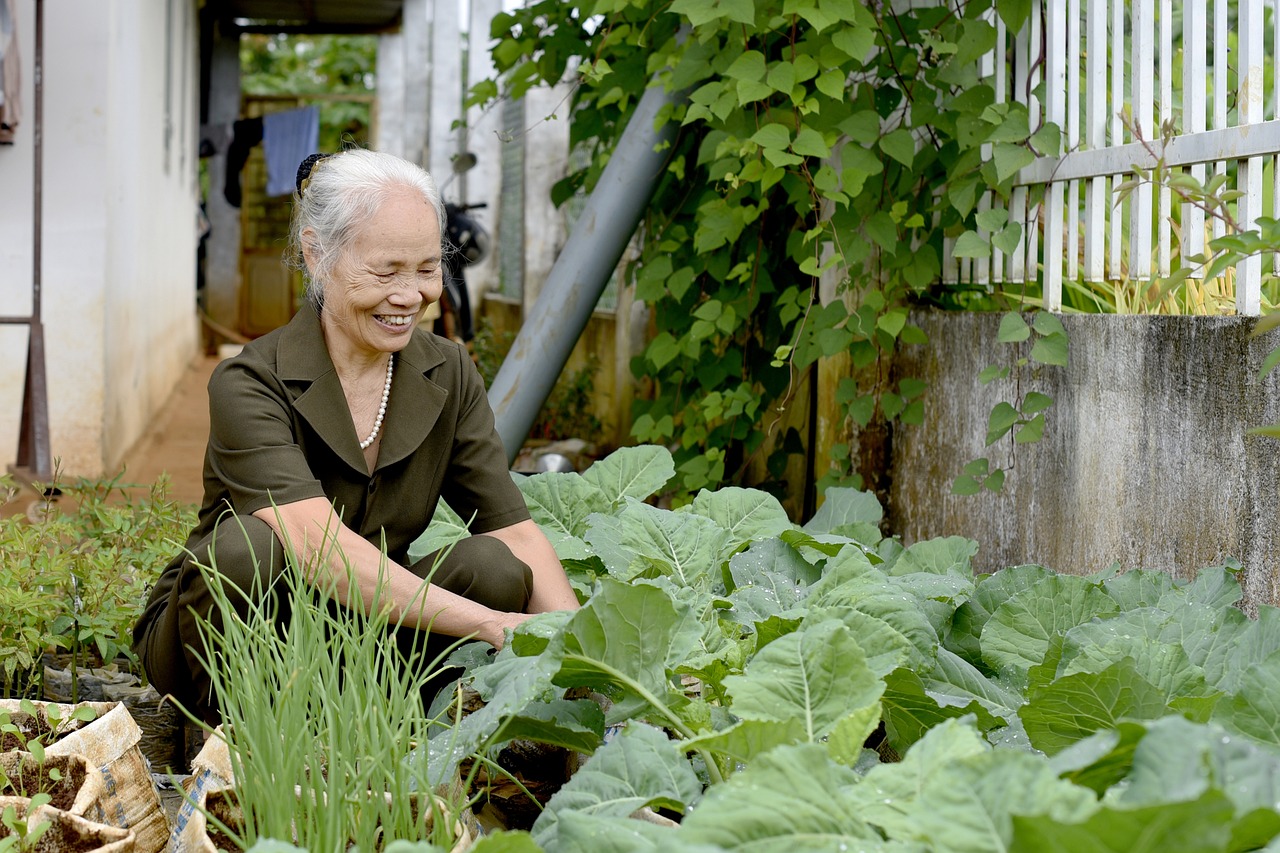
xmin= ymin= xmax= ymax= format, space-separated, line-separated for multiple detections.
xmin=252 ymin=497 xmax=526 ymax=648
xmin=480 ymin=518 xmax=580 ymax=613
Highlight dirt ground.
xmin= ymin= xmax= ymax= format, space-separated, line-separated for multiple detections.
xmin=3 ymin=355 xmax=217 ymax=519
xmin=116 ymin=355 xmax=218 ymax=507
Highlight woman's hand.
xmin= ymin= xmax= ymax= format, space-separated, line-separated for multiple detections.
xmin=479 ymin=610 xmax=536 ymax=649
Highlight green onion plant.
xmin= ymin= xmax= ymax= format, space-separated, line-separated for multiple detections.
xmin=186 ymin=510 xmax=471 ymax=851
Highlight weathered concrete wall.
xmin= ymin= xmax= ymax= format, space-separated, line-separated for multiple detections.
xmin=890 ymin=311 xmax=1280 ymax=612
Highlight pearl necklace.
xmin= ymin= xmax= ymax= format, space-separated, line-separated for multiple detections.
xmin=359 ymin=353 xmax=394 ymax=450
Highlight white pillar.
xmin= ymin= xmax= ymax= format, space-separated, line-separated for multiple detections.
xmin=462 ymin=0 xmax=504 ymax=302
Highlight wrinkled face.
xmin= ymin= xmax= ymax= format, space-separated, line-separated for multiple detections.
xmin=312 ymin=186 xmax=443 ymax=362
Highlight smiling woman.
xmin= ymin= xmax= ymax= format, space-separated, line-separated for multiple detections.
xmin=132 ymin=148 xmax=579 ymax=725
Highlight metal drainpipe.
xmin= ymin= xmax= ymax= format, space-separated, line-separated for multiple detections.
xmin=488 ymin=75 xmax=687 ymax=465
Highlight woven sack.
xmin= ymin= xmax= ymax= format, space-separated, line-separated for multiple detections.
xmin=2 ymin=699 xmax=168 ymax=853
xmin=0 ymin=751 xmax=105 ymax=823
xmin=0 ymin=794 xmax=136 ymax=852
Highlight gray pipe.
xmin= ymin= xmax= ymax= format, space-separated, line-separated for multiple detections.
xmin=489 ymin=77 xmax=686 ymax=463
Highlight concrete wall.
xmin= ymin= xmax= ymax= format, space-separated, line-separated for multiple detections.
xmin=0 ymin=0 xmax=199 ymax=478
xmin=889 ymin=312 xmax=1280 ymax=612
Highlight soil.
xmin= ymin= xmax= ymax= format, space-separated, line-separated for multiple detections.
xmin=1 ymin=756 xmax=88 ymax=812
xmin=0 ymin=712 xmax=50 ymax=752
xmin=0 ymin=806 xmax=111 ymax=853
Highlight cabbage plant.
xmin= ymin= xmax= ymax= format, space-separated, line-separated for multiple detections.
xmin=407 ymin=445 xmax=1280 ymax=852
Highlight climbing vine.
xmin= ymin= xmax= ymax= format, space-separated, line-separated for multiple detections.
xmin=474 ymin=0 xmax=1058 ymax=502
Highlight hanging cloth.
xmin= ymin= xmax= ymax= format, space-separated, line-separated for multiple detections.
xmin=0 ymin=0 xmax=21 ymax=145
xmin=263 ymin=106 xmax=319 ymax=197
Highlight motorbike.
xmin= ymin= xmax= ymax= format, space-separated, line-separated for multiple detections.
xmin=435 ymin=200 xmax=489 ymax=343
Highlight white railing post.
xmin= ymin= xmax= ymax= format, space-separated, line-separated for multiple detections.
xmin=1066 ymin=0 xmax=1081 ymax=285
xmin=1107 ymin=0 xmax=1124 ymax=279
xmin=1129 ymin=0 xmax=1153 ymax=282
xmin=1157 ymin=0 xmax=1172 ymax=278
xmin=1183 ymin=0 xmax=1206 ymax=278
xmin=1043 ymin=0 xmax=1067 ymax=310
xmin=1237 ymin=0 xmax=1264 ymax=315
xmin=1084 ymin=0 xmax=1106 ymax=282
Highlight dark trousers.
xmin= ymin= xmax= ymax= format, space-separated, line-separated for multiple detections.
xmin=135 ymin=515 xmax=533 ymax=725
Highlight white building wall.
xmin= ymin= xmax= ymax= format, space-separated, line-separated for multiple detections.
xmin=0 ymin=0 xmax=199 ymax=479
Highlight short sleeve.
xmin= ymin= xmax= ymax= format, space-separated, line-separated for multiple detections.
xmin=205 ymin=355 xmax=328 ymax=517
xmin=439 ymin=347 xmax=531 ymax=533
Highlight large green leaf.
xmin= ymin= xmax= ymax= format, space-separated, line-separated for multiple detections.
xmin=1217 ymin=649 xmax=1280 ymax=747
xmin=1120 ymin=716 xmax=1280 ymax=825
xmin=802 ymin=487 xmax=883 ymax=535
xmin=981 ymin=575 xmax=1120 ymax=685
xmin=681 ymin=716 xmax=808 ymax=766
xmin=1008 ymin=789 xmax=1235 ymax=853
xmin=927 ymin=648 xmax=1024 ymax=717
xmin=406 ymin=499 xmax=470 ymax=563
xmin=1057 ymin=609 xmax=1218 ymax=712
xmin=517 ymin=471 xmax=612 ymax=547
xmin=1103 ymin=569 xmax=1178 ymax=609
xmin=902 ymin=748 xmax=1097 ymax=852
xmin=552 ymin=809 xmax=719 ymax=853
xmin=531 ymin=722 xmax=702 ymax=850
xmin=1166 ymin=564 xmax=1244 ymax=611
xmin=725 ymin=537 xmax=821 ymax=623
xmin=885 ymin=536 xmax=980 ymax=577
xmin=1018 ymin=659 xmax=1173 ymax=754
xmin=1212 ymin=608 xmax=1280 ymax=694
xmin=721 ymin=620 xmax=884 ymax=740
xmin=809 ymin=605 xmax=913 ymax=677
xmin=467 ymin=834 xmax=543 ymax=853
xmin=424 ymin=640 xmax=562 ymax=784
xmin=1157 ymin=601 xmax=1250 ymax=689
xmin=945 ymin=564 xmax=1052 ymax=665
xmin=677 ymin=744 xmax=899 ymax=850
xmin=581 ymin=446 xmax=676 ymax=506
xmin=688 ymin=487 xmax=794 ymax=550
xmin=809 ymin=573 xmax=939 ymax=667
xmin=584 ymin=498 xmax=734 ymax=589
xmin=1046 ymin=722 xmax=1148 ymax=795
xmin=850 ymin=716 xmax=990 ymax=839
xmin=552 ymin=578 xmax=703 ymax=711
xmin=494 ymin=698 xmax=606 ymax=755
xmin=883 ymin=668 xmax=1005 ymax=753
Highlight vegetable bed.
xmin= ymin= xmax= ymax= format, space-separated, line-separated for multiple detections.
xmin=408 ymin=445 xmax=1280 ymax=852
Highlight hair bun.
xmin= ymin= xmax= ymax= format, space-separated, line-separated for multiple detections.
xmin=295 ymin=153 xmax=331 ymax=196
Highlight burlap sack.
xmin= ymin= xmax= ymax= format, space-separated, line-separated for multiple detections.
xmin=0 ymin=794 xmax=137 ymax=851
xmin=1 ymin=700 xmax=168 ymax=853
xmin=170 ymin=729 xmax=234 ymax=853
xmin=0 ymin=751 xmax=105 ymax=822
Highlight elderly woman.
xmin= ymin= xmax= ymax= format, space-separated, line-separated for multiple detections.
xmin=133 ymin=149 xmax=578 ymax=723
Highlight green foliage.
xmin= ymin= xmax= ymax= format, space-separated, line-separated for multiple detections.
xmin=0 ymin=471 xmax=196 ymax=698
xmin=404 ymin=446 xmax=1280 ymax=850
xmin=240 ymin=34 xmax=377 ymax=151
xmin=475 ymin=0 xmax=1065 ymax=500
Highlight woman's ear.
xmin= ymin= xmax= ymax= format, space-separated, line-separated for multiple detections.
xmin=300 ymin=227 xmax=321 ymax=274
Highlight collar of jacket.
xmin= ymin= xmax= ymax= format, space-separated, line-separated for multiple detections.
xmin=274 ymin=301 xmax=449 ymax=476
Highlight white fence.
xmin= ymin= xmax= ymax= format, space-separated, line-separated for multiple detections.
xmin=946 ymin=0 xmax=1280 ymax=315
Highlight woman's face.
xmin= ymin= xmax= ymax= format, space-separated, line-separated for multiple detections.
xmin=315 ymin=186 xmax=444 ymax=361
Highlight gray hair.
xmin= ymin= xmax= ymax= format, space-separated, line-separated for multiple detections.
xmin=287 ymin=149 xmax=447 ymax=307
